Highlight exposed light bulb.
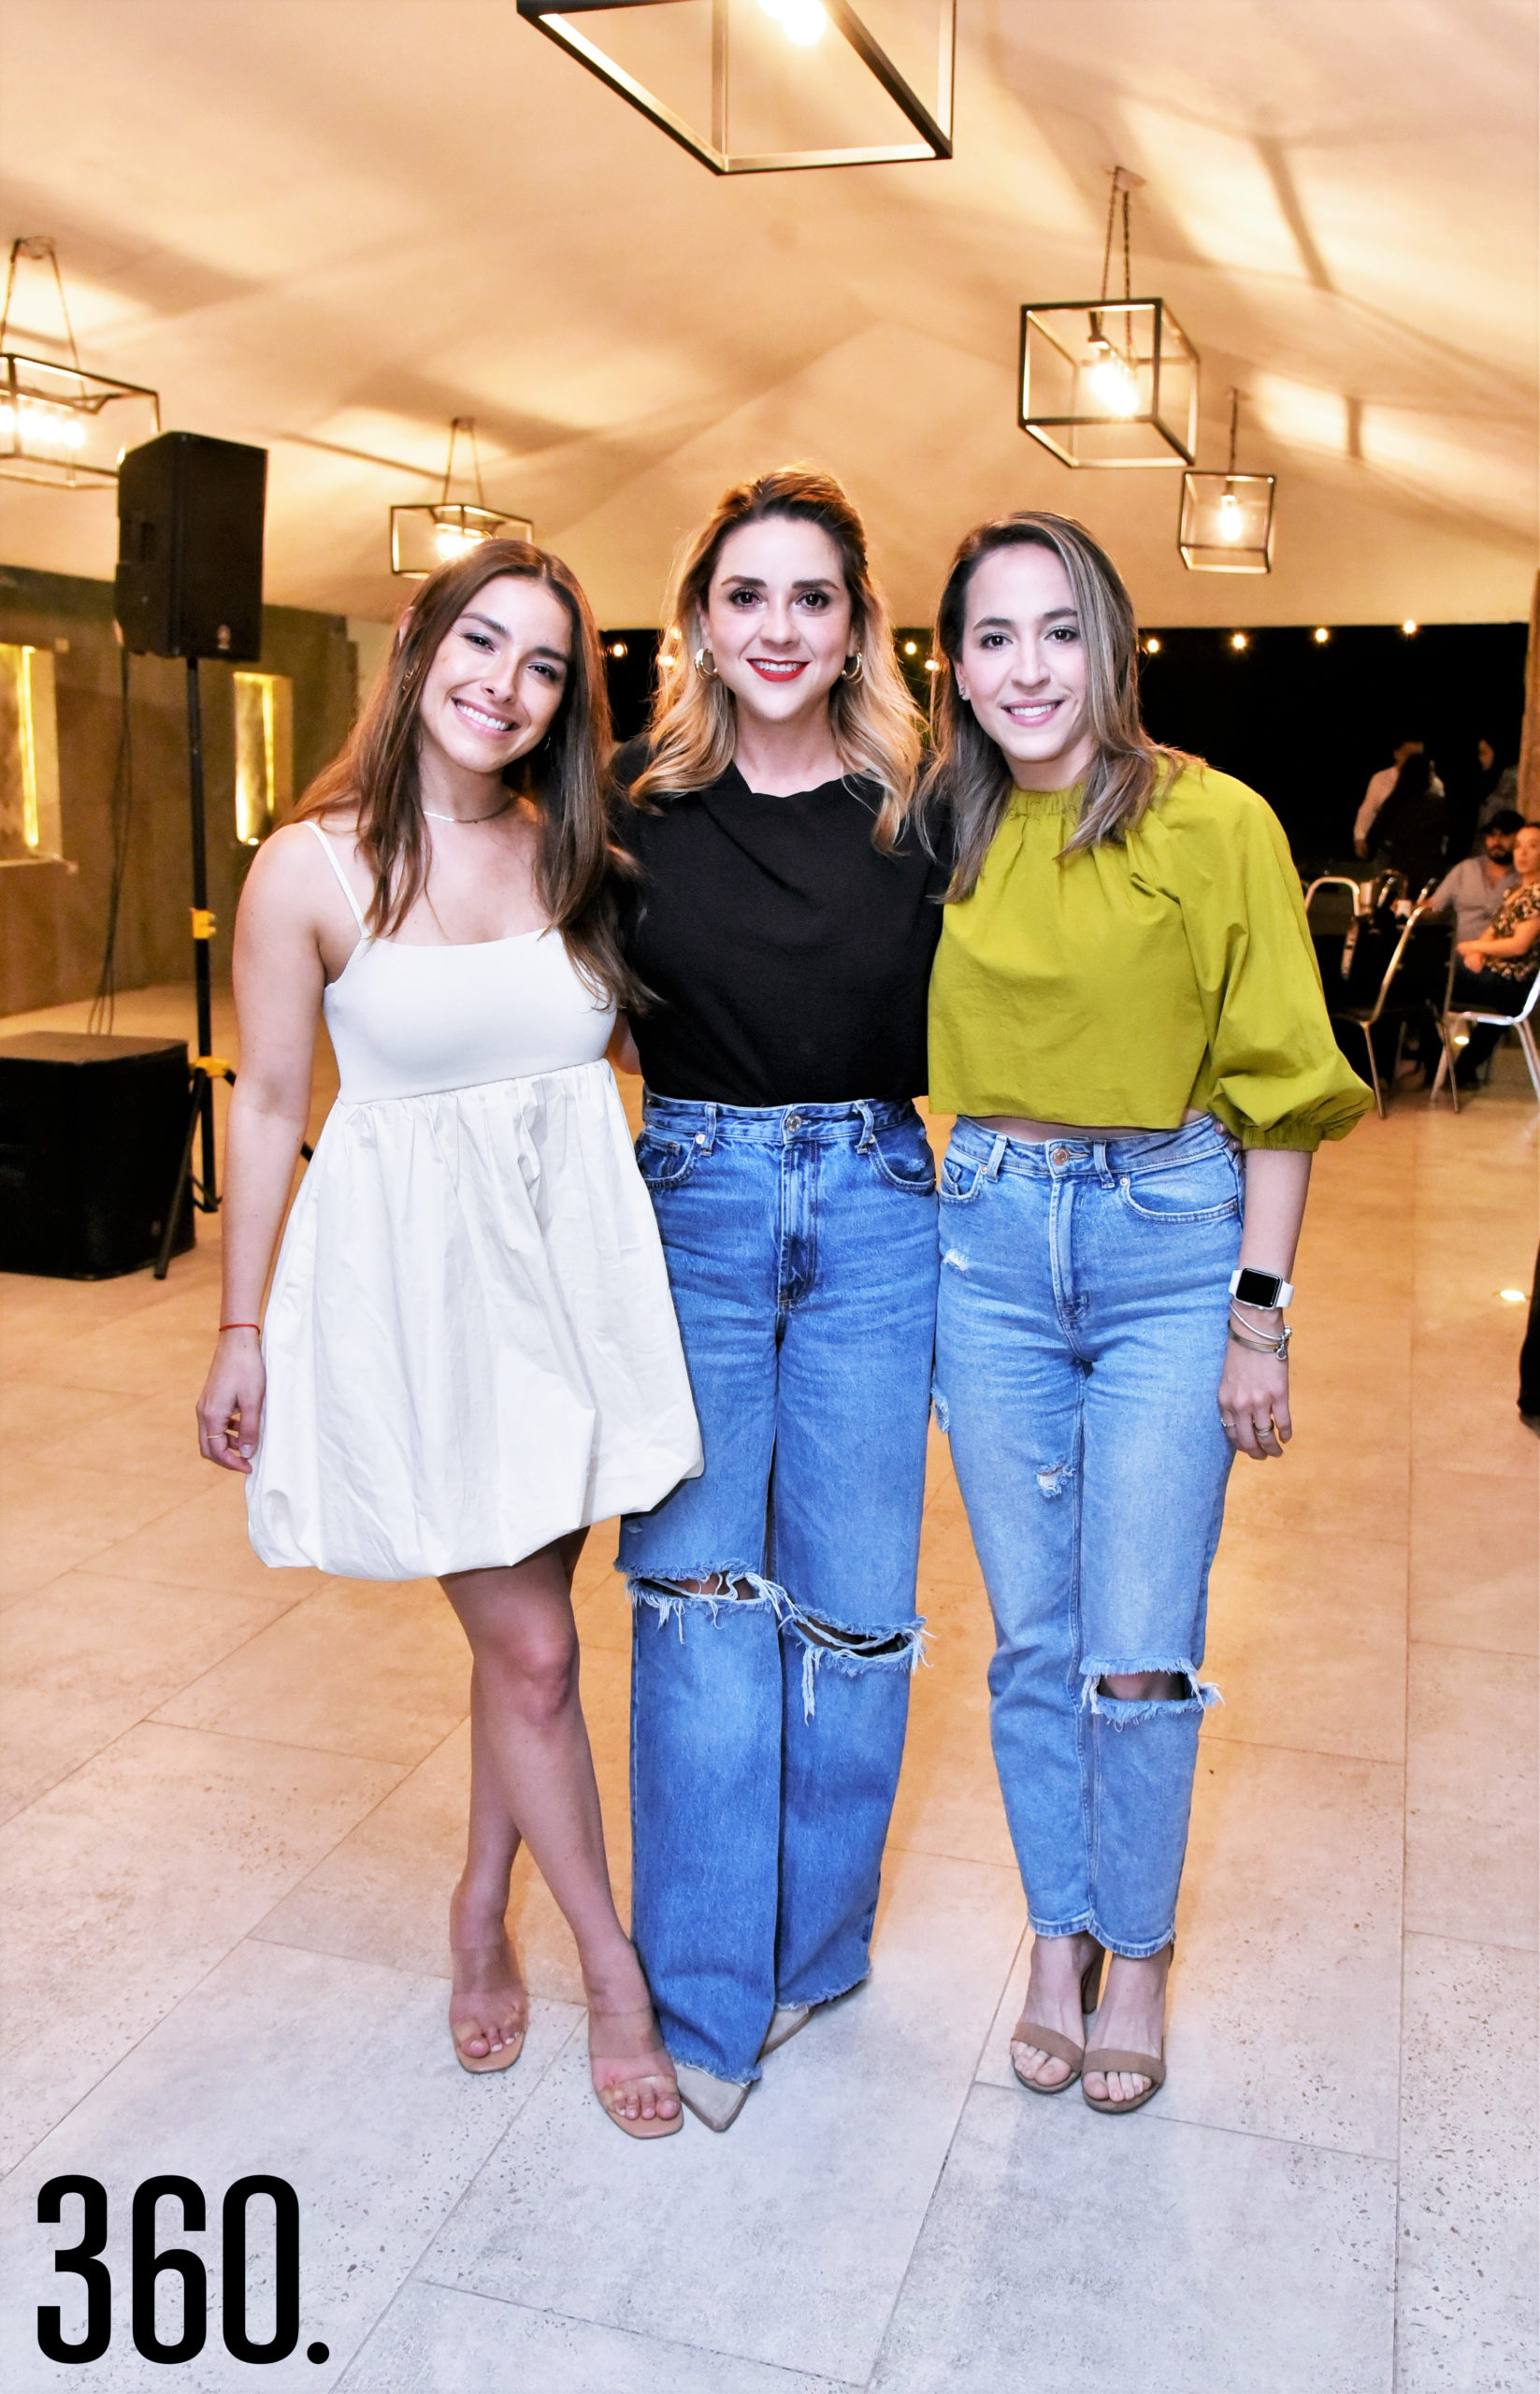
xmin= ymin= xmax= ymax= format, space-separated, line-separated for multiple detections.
xmin=1216 ymin=490 xmax=1245 ymax=543
xmin=1402 ymin=618 xmax=1418 ymax=635
xmin=758 ymin=0 xmax=828 ymax=43
xmin=435 ymin=524 xmax=482 ymax=561
xmin=1312 ymin=627 xmax=1331 ymax=644
xmin=1144 ymin=636 xmax=1161 ymax=655
xmin=1230 ymin=631 xmax=1249 ymax=651
xmin=903 ymin=641 xmax=917 ymax=656
xmin=1498 ymin=1287 xmax=1527 ymax=1304
xmin=924 ymin=658 xmax=940 ymax=672
xmin=609 ymin=641 xmax=628 ymax=659
xmin=1087 ymin=345 xmax=1140 ymax=418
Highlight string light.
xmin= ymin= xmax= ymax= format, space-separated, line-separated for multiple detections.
xmin=1144 ymin=635 xmax=1162 ymax=655
xmin=924 ymin=657 xmax=941 ymax=672
xmin=1313 ymin=626 xmax=1331 ymax=644
xmin=1230 ymin=631 xmax=1249 ymax=651
xmin=1402 ymin=618 xmax=1418 ymax=635
xmin=608 ymin=641 xmax=628 ymax=659
xmin=902 ymin=640 xmax=918 ymax=656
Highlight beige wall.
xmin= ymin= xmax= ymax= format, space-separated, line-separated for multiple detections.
xmin=0 ymin=567 xmax=356 ymax=1018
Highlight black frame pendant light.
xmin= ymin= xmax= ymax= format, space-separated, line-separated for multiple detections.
xmin=1178 ymin=388 xmax=1276 ymax=573
xmin=1019 ymin=169 xmax=1199 ymax=469
xmin=389 ymin=418 xmax=533 ymax=578
xmin=516 ymin=0 xmax=955 ymax=174
xmin=0 ymin=238 xmax=160 ymax=489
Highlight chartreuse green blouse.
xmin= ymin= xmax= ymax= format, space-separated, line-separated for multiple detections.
xmin=927 ymin=766 xmax=1373 ymax=1150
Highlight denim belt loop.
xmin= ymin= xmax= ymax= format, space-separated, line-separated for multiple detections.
xmin=985 ymin=1133 xmax=1008 ymax=1183
xmin=854 ymin=1100 xmax=876 ymax=1152
xmin=1093 ymin=1139 xmax=1115 ymax=1187
xmin=698 ymin=1102 xmax=718 ymax=1153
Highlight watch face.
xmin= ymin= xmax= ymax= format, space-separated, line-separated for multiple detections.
xmin=1233 ymin=1268 xmax=1283 ymax=1306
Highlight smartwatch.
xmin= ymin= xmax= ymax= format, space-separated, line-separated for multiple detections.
xmin=1230 ymin=1267 xmax=1294 ymax=1309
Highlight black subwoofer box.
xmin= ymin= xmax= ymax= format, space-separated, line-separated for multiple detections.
xmin=0 ymin=1033 xmax=195 ymax=1278
xmin=115 ymin=429 xmax=267 ymax=661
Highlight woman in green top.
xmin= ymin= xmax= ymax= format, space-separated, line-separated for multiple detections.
xmin=920 ymin=512 xmax=1371 ymax=2114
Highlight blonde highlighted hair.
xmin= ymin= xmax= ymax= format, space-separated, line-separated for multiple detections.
xmin=917 ymin=511 xmax=1191 ymax=899
xmin=629 ymin=466 xmax=921 ymax=845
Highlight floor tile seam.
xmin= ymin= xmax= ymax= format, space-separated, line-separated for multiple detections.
xmin=127 ymin=1708 xmax=438 ymax=1776
xmin=1401 ymin=1925 xmax=1540 ymax=1961
xmin=971 ymin=2070 xmax=1402 ymax=2166
xmin=399 ymin=2277 xmax=867 ymax=2389
xmin=1197 ymin=1726 xmax=1407 ymax=1767
xmin=1407 ymin=1635 xmax=1540 ymax=1668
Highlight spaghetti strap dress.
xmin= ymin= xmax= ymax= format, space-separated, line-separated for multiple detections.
xmin=245 ymin=824 xmax=702 ymax=1580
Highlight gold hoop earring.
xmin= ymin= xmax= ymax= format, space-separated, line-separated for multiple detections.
xmin=693 ymin=646 xmax=718 ymax=680
xmin=840 ymin=650 xmax=865 ymax=684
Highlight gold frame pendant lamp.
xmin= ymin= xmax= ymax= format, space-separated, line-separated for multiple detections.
xmin=1178 ymin=389 xmax=1276 ymax=574
xmin=1019 ymin=169 xmax=1199 ymax=469
xmin=389 ymin=418 xmax=532 ymax=578
xmin=0 ymin=238 xmax=160 ymax=489
xmin=515 ymin=0 xmax=955 ymax=175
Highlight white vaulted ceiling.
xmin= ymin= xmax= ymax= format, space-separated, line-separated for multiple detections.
xmin=0 ymin=0 xmax=1533 ymax=627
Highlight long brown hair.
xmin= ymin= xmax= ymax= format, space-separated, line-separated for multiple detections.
xmin=917 ymin=511 xmax=1189 ymax=899
xmin=298 ymin=539 xmax=641 ymax=1005
xmin=629 ymin=465 xmax=921 ymax=844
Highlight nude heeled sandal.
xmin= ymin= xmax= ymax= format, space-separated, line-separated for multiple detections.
xmin=1009 ymin=1941 xmax=1105 ymax=2095
xmin=1082 ymin=1940 xmax=1173 ymax=2116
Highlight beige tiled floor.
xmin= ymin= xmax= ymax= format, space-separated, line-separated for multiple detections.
xmin=1 ymin=986 xmax=1535 ymax=2391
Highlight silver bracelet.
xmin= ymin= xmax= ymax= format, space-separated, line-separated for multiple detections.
xmin=1228 ymin=1309 xmax=1291 ymax=1359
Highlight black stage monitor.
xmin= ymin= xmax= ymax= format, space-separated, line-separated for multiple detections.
xmin=115 ymin=430 xmax=267 ymax=661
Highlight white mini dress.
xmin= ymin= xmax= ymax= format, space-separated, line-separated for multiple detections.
xmin=246 ymin=824 xmax=702 ymax=1579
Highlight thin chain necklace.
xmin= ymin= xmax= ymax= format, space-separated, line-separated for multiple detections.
xmin=422 ymin=796 xmax=516 ymax=824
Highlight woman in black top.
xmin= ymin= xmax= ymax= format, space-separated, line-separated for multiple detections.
xmin=612 ymin=467 xmax=943 ymax=2130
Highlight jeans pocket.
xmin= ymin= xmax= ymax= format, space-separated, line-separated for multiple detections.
xmin=939 ymin=1150 xmax=988 ymax=1204
xmin=867 ymin=1119 xmax=938 ymax=1194
xmin=1116 ymin=1152 xmax=1240 ymax=1223
xmin=635 ymin=1129 xmax=704 ymax=1191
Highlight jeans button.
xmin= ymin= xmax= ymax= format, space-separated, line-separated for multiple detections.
xmin=784 ymin=1114 xmax=802 ymax=1134
xmin=695 ymin=1132 xmax=708 ymax=1147
xmin=1051 ymin=1146 xmax=1071 ymax=1166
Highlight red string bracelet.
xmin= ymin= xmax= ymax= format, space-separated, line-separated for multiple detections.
xmin=219 ymin=1321 xmax=261 ymax=1333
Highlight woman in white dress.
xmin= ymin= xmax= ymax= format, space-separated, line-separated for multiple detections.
xmin=195 ymin=541 xmax=701 ymax=2137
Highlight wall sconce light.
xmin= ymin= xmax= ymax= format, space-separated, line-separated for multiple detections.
xmin=1178 ymin=389 xmax=1276 ymax=572
xmin=0 ymin=238 xmax=159 ymax=489
xmin=515 ymin=0 xmax=955 ymax=174
xmin=1019 ymin=169 xmax=1199 ymax=468
xmin=389 ymin=418 xmax=532 ymax=576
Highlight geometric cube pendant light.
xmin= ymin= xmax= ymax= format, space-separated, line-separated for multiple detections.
xmin=389 ymin=418 xmax=533 ymax=577
xmin=1020 ymin=169 xmax=1199 ymax=468
xmin=515 ymin=0 xmax=955 ymax=174
xmin=1178 ymin=389 xmax=1276 ymax=572
xmin=0 ymin=238 xmax=160 ymax=489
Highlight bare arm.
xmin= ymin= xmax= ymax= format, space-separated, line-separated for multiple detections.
xmin=1459 ymin=913 xmax=1540 ymax=964
xmin=1216 ymin=1146 xmax=1312 ymax=1464
xmin=194 ymin=828 xmax=333 ymax=1472
xmin=607 ymin=1013 xmax=641 ymax=1078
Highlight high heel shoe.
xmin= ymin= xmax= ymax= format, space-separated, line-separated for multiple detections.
xmin=448 ymin=1942 xmax=527 ymax=2075
xmin=588 ymin=2006 xmax=684 ymax=2140
xmin=1082 ymin=1941 xmax=1172 ymax=2116
xmin=1009 ymin=1940 xmax=1105 ymax=2095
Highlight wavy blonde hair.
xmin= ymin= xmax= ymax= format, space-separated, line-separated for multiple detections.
xmin=628 ymin=465 xmax=921 ymax=845
xmin=916 ymin=511 xmax=1190 ymax=899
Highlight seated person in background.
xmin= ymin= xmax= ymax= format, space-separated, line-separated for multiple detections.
xmin=1448 ymin=822 xmax=1540 ymax=1086
xmin=1355 ymin=736 xmax=1443 ymax=858
xmin=1468 ymin=738 xmax=1520 ymax=851
xmin=1427 ymin=810 xmax=1522 ymax=943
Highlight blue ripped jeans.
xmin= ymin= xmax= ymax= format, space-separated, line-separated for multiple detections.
xmin=619 ymin=1095 xmax=938 ymax=2084
xmin=933 ymin=1116 xmax=1241 ymax=1958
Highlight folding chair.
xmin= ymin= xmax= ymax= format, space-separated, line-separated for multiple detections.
xmin=1430 ymin=966 xmax=1540 ymax=1112
xmin=1325 ymin=901 xmax=1445 ymax=1118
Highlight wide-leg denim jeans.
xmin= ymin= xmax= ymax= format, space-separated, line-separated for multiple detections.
xmin=619 ymin=1094 xmax=938 ymax=2084
xmin=933 ymin=1115 xmax=1242 ymax=1957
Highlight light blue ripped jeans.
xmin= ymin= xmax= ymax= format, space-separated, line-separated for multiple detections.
xmin=619 ymin=1095 xmax=938 ymax=2084
xmin=933 ymin=1115 xmax=1241 ymax=1958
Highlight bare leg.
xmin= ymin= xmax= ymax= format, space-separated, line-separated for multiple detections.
xmin=1011 ymin=1930 xmax=1103 ymax=2089
xmin=441 ymin=1538 xmax=679 ymax=2124
xmin=1080 ymin=1667 xmax=1180 ymax=2108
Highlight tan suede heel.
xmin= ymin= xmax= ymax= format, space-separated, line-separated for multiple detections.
xmin=1082 ymin=1940 xmax=1172 ymax=2114
xmin=1009 ymin=1941 xmax=1105 ymax=2095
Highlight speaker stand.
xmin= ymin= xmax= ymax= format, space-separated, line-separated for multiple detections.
xmin=156 ymin=656 xmax=229 ymax=1279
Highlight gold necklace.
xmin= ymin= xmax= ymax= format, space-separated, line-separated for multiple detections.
xmin=421 ymin=797 xmax=515 ymax=824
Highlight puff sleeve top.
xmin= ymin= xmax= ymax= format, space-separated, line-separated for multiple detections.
xmin=926 ymin=764 xmax=1373 ymax=1150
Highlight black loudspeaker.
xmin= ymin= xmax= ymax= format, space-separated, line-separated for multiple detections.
xmin=115 ymin=431 xmax=267 ymax=661
xmin=0 ymin=1032 xmax=195 ymax=1278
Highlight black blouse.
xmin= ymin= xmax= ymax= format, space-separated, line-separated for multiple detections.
xmin=611 ymin=741 xmax=946 ymax=1106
